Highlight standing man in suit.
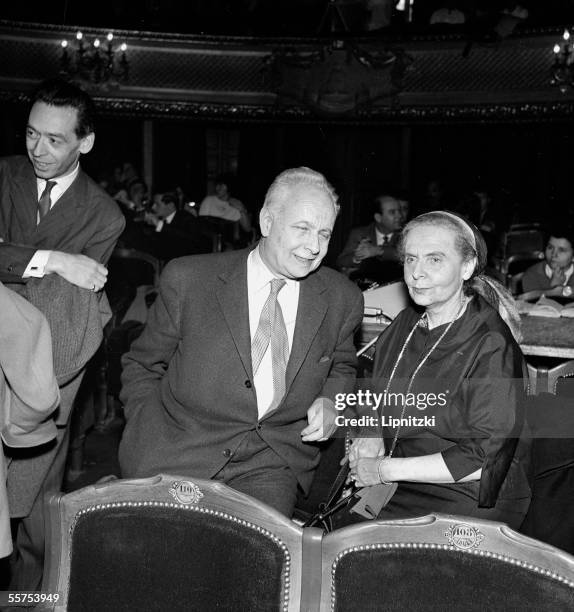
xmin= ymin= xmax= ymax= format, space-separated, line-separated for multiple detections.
xmin=0 ymin=78 xmax=125 ymax=589
xmin=336 ymin=193 xmax=403 ymax=284
xmin=119 ymin=167 xmax=363 ymax=516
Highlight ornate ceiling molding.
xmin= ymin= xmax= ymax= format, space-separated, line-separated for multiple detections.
xmin=0 ymin=20 xmax=571 ymax=123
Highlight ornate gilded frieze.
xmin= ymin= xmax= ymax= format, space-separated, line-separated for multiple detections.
xmin=0 ymin=20 xmax=571 ymax=123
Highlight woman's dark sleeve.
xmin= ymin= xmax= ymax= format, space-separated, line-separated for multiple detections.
xmin=441 ymin=331 xmax=524 ymax=490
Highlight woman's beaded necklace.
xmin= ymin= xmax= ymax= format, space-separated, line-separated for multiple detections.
xmin=384 ymin=296 xmax=469 ymax=458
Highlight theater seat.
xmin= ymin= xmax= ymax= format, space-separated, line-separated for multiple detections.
xmin=42 ymin=474 xmax=321 ymax=611
xmin=521 ymin=393 xmax=574 ymax=556
xmin=319 ymin=514 xmax=574 ymax=611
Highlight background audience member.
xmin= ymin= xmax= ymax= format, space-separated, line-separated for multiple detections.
xmin=397 ymin=190 xmax=411 ymax=226
xmin=363 ymin=0 xmax=394 ymax=31
xmin=336 ymin=193 xmax=403 ymax=285
xmin=1 ymin=283 xmax=59 ymax=561
xmin=430 ymin=2 xmax=466 ymax=25
xmin=199 ymin=174 xmax=253 ymax=248
xmin=421 ymin=177 xmax=450 ymax=212
xmin=144 ymin=191 xmax=212 ymax=260
xmin=456 ymin=189 xmax=498 ymax=258
xmin=522 ymin=228 xmax=574 ymax=297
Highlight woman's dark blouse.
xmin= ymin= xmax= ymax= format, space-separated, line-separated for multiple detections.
xmin=371 ymin=294 xmax=530 ymax=507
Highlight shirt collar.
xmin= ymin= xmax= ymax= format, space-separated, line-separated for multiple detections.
xmin=36 ymin=162 xmax=80 ymax=195
xmin=165 ymin=210 xmax=177 ymax=224
xmin=375 ymin=228 xmax=393 ymax=241
xmin=249 ymin=246 xmax=298 ymax=294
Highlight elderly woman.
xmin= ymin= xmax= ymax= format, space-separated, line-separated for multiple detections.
xmin=346 ymin=211 xmax=531 ymax=529
xmin=522 ymin=229 xmax=574 ymax=298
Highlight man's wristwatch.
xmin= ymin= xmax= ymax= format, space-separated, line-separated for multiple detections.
xmin=562 ymin=286 xmax=573 ymax=297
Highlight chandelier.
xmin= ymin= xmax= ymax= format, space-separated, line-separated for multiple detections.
xmin=551 ymin=29 xmax=574 ymax=93
xmin=263 ymin=0 xmax=413 ymax=116
xmin=264 ymin=42 xmax=411 ymax=116
xmin=60 ymin=31 xmax=129 ymax=89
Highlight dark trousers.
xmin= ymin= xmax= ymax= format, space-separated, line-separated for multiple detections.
xmin=213 ymin=430 xmax=299 ymax=517
xmin=8 ymin=428 xmax=70 ymax=593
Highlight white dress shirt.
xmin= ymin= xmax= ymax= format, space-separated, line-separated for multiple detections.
xmin=155 ymin=210 xmax=177 ymax=232
xmin=198 ymin=195 xmax=241 ymax=222
xmin=24 ymin=163 xmax=81 ymax=278
xmin=375 ymin=228 xmax=394 ymax=246
xmin=247 ymin=247 xmax=299 ymax=419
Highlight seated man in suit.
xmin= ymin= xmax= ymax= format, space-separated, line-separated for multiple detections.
xmin=119 ymin=167 xmax=364 ymax=517
xmin=144 ymin=191 xmax=212 ymax=261
xmin=336 ymin=193 xmax=403 ymax=285
xmin=199 ymin=174 xmax=253 ymax=249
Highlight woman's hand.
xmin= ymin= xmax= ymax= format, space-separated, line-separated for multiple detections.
xmin=352 ymin=457 xmax=383 ymax=487
xmin=345 ymin=437 xmax=385 ymax=487
xmin=346 ymin=437 xmax=384 ymax=466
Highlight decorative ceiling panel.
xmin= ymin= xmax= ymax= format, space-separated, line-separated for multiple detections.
xmin=126 ymin=48 xmax=268 ymax=92
xmin=0 ymin=20 xmax=571 ymax=123
xmin=404 ymin=43 xmax=551 ymax=92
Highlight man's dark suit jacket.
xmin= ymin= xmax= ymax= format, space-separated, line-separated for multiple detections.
xmin=336 ymin=222 xmax=401 ymax=270
xmin=336 ymin=222 xmax=402 ymax=285
xmin=0 ymin=155 xmax=124 ymax=515
xmin=0 ymin=156 xmax=124 ymax=283
xmin=119 ymin=249 xmax=364 ymax=493
xmin=0 ymin=156 xmax=125 ymax=399
xmin=152 ymin=210 xmax=212 ymax=261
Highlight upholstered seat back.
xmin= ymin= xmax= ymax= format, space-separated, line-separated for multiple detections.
xmin=320 ymin=514 xmax=574 ymax=612
xmin=330 ymin=547 xmax=574 ymax=612
xmin=43 ymin=475 xmax=309 ymax=611
xmin=67 ymin=505 xmax=287 ymax=611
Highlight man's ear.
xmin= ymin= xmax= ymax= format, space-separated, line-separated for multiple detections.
xmin=79 ymin=132 xmax=95 ymax=155
xmin=374 ymin=212 xmax=382 ymax=224
xmin=259 ymin=207 xmax=272 ymax=237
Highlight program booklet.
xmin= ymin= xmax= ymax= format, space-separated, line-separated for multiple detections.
xmin=516 ymin=295 xmax=574 ymax=318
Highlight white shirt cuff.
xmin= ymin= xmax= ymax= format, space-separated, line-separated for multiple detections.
xmin=155 ymin=220 xmax=164 ymax=233
xmin=23 ymin=250 xmax=52 ymax=278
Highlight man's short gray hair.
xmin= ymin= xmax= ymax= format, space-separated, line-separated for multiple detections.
xmin=263 ymin=167 xmax=340 ymax=215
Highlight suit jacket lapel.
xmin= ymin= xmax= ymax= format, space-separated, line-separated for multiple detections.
xmin=215 ymin=252 xmax=253 ymax=379
xmin=285 ymin=271 xmax=328 ymax=391
xmin=9 ymin=162 xmax=38 ymax=240
xmin=34 ymin=171 xmax=87 ymax=240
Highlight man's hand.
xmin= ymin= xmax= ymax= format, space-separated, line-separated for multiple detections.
xmin=144 ymin=211 xmax=161 ymax=229
xmin=45 ymin=251 xmax=108 ymax=291
xmin=353 ymin=240 xmax=383 ymax=263
xmin=301 ymin=397 xmax=337 ymax=442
